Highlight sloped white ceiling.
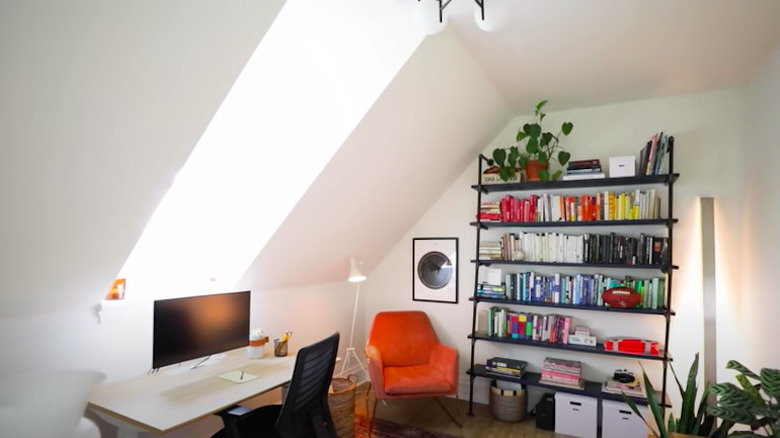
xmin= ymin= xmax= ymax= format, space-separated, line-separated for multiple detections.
xmin=240 ymin=29 xmax=510 ymax=289
xmin=448 ymin=0 xmax=780 ymax=111
xmin=0 ymin=0 xmax=283 ymax=317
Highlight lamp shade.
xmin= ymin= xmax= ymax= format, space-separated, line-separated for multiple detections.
xmin=348 ymin=257 xmax=367 ymax=283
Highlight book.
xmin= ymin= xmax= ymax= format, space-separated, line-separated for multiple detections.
xmin=568 ymin=159 xmax=602 ymax=169
xmin=562 ymin=172 xmax=606 ymax=181
xmin=487 ymin=357 xmax=528 ymax=371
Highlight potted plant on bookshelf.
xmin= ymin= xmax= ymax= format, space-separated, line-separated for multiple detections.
xmin=491 ymin=100 xmax=574 ymax=182
xmin=623 ymin=353 xmax=733 ymax=438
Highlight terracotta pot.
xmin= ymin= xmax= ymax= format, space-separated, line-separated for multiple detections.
xmin=524 ymin=160 xmax=549 ymax=181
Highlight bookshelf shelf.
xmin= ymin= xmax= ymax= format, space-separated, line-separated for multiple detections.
xmin=466 ymin=140 xmax=677 ymax=416
xmin=471 ymin=173 xmax=679 ymax=193
xmin=468 ymin=334 xmax=668 ymax=361
xmin=471 ymin=259 xmax=678 ymax=272
xmin=468 ymin=296 xmax=675 ymax=316
xmin=467 ymin=365 xmax=670 ymax=407
xmin=470 ymin=218 xmax=678 ymax=229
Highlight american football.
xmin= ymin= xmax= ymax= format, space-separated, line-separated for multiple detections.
xmin=602 ymin=286 xmax=641 ymax=308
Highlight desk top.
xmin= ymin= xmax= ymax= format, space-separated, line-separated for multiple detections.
xmin=88 ymin=348 xmax=296 ymax=434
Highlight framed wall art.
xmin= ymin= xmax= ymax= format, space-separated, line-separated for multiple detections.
xmin=412 ymin=237 xmax=458 ymax=304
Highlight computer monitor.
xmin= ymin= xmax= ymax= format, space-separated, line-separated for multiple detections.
xmin=152 ymin=290 xmax=250 ymax=369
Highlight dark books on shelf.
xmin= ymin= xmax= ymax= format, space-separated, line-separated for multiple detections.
xmin=485 ymin=357 xmax=527 ymax=377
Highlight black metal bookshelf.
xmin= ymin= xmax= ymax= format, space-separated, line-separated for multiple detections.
xmin=467 ymin=144 xmax=678 ymax=416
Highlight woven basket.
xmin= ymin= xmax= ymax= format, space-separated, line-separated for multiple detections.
xmin=328 ymin=375 xmax=356 ymax=438
xmin=489 ymin=380 xmax=526 ymax=422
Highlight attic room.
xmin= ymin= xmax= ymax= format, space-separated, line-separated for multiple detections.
xmin=2 ymin=1 xmax=780 ymax=438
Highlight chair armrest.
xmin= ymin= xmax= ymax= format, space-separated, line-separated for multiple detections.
xmin=364 ymin=344 xmax=386 ymax=397
xmin=429 ymin=344 xmax=458 ymax=390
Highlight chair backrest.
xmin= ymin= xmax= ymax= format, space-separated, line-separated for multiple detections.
xmin=275 ymin=332 xmax=340 ymax=438
xmin=0 ymin=370 xmax=105 ymax=438
xmin=367 ymin=311 xmax=439 ymax=367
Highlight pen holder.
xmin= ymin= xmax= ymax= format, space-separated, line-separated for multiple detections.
xmin=274 ymin=339 xmax=288 ymax=357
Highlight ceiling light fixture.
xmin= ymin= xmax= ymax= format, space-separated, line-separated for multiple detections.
xmin=417 ymin=0 xmax=499 ymax=35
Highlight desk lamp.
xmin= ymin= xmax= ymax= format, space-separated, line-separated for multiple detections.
xmin=340 ymin=257 xmax=367 ymax=378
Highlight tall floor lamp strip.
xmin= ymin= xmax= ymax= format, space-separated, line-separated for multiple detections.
xmin=340 ymin=257 xmax=367 ymax=378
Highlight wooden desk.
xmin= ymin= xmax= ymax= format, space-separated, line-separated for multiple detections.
xmin=88 ymin=348 xmax=296 ymax=438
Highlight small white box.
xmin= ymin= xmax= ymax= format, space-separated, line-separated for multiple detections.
xmin=602 ymin=399 xmax=649 ymax=438
xmin=555 ymin=393 xmax=597 ymax=438
xmin=609 ymin=156 xmax=636 ymax=178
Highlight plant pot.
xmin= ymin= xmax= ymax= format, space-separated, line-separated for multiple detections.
xmin=524 ymin=160 xmax=549 ymax=181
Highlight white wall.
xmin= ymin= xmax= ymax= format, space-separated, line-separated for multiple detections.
xmin=0 ymin=279 xmax=359 ymax=438
xmin=740 ymin=43 xmax=780 ymax=371
xmin=364 ymin=89 xmax=746 ymax=409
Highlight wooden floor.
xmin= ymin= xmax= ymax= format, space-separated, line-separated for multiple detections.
xmin=355 ymin=383 xmax=571 ymax=438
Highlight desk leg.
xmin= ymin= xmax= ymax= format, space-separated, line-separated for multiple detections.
xmin=92 ymin=410 xmax=146 ymax=438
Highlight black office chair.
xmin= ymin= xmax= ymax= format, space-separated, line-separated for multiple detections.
xmin=213 ymin=332 xmax=340 ymax=438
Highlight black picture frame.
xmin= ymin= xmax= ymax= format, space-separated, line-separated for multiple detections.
xmin=412 ymin=237 xmax=458 ymax=304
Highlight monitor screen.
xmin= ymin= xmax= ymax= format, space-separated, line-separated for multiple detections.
xmin=152 ymin=290 xmax=250 ymax=369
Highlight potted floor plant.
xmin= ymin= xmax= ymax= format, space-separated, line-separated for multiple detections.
xmin=622 ymin=353 xmax=733 ymax=438
xmin=707 ymin=360 xmax=779 ymax=437
xmin=491 ymin=100 xmax=573 ymax=182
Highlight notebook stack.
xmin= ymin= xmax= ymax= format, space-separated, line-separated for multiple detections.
xmin=486 ymin=357 xmax=527 ymax=378
xmin=603 ymin=374 xmax=646 ymax=399
xmin=562 ymin=159 xmax=605 ymax=181
xmin=539 ymin=357 xmax=584 ymax=389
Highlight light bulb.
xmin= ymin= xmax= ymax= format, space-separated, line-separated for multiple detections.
xmin=474 ymin=0 xmax=507 ymax=32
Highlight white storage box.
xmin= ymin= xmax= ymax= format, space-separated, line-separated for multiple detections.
xmin=554 ymin=392 xmax=597 ymax=438
xmin=609 ymin=156 xmax=636 ymax=178
xmin=602 ymin=399 xmax=648 ymax=438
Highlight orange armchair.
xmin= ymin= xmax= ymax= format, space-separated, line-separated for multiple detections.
xmin=364 ymin=311 xmax=461 ymax=429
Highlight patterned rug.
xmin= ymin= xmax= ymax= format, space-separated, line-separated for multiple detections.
xmin=353 ymin=414 xmax=464 ymax=438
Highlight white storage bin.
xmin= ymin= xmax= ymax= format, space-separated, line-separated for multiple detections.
xmin=554 ymin=392 xmax=597 ymax=438
xmin=602 ymin=399 xmax=648 ymax=438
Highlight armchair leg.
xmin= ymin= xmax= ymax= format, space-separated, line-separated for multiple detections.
xmin=434 ymin=394 xmax=463 ymax=428
xmin=368 ymin=398 xmax=378 ymax=436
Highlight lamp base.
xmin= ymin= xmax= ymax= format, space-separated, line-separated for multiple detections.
xmin=339 ymin=347 xmax=367 ymax=380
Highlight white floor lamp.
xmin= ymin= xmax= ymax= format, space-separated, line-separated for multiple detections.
xmin=340 ymin=257 xmax=368 ymax=379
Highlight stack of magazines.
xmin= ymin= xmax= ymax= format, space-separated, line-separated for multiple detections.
xmin=540 ymin=357 xmax=584 ymax=389
xmin=603 ymin=374 xmax=646 ymax=399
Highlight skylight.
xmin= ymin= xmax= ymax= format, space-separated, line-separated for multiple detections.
xmin=118 ymin=0 xmax=425 ymax=298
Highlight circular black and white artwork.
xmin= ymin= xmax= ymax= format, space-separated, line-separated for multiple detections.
xmin=417 ymin=251 xmax=453 ymax=289
xmin=412 ymin=238 xmax=458 ymax=303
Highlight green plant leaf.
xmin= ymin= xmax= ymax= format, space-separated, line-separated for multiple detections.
xmin=623 ymin=393 xmax=661 ymax=438
xmin=558 ymin=151 xmax=571 ymax=165
xmin=508 ymin=146 xmax=520 ymax=167
xmin=536 ymin=100 xmax=548 ymax=112
xmin=727 ymin=361 xmax=760 ymax=380
xmin=679 ymin=353 xmax=701 ymax=432
xmin=492 ymin=149 xmax=506 ymax=167
xmin=561 ymin=121 xmax=574 ymax=135
xmin=537 ymin=151 xmax=548 ymax=162
xmin=736 ymin=374 xmax=762 ymax=401
xmin=668 ymin=415 xmax=677 ymax=432
xmin=541 ymin=132 xmax=553 ymax=148
xmin=640 ymin=367 xmax=670 ymax=438
xmin=526 ymin=137 xmax=539 ymax=155
xmin=551 ymin=170 xmax=562 ymax=180
xmin=760 ymin=368 xmax=780 ymax=399
xmin=539 ymin=169 xmax=550 ymax=181
xmin=499 ymin=166 xmax=515 ymax=182
xmin=524 ymin=123 xmax=542 ymax=138
xmin=516 ymin=131 xmax=528 ymax=143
